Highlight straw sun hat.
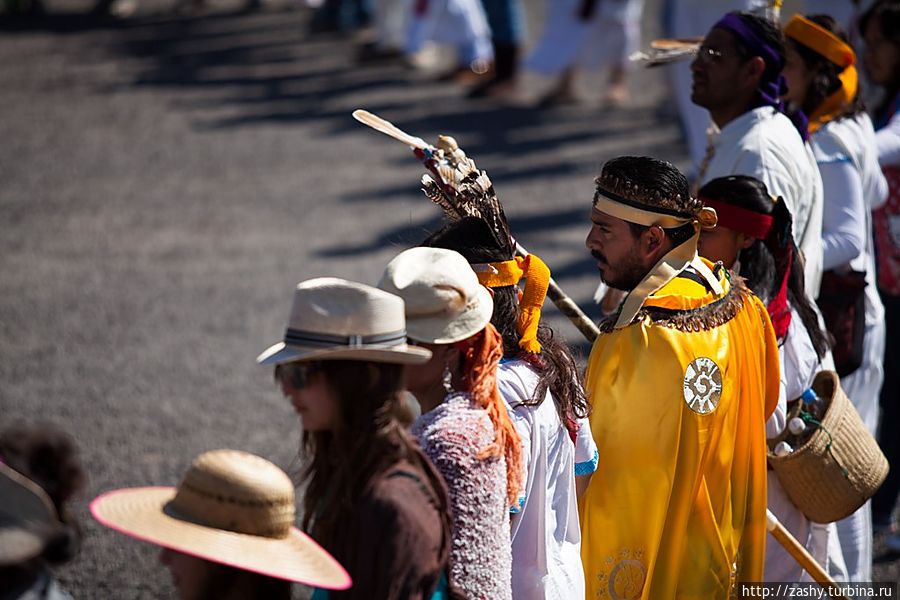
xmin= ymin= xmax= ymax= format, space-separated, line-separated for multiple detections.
xmin=379 ymin=247 xmax=494 ymax=344
xmin=0 ymin=461 xmax=61 ymax=566
xmin=257 ymin=277 xmax=432 ymax=366
xmin=90 ymin=449 xmax=351 ymax=589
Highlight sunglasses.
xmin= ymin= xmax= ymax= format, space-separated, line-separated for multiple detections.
xmin=694 ymin=44 xmax=727 ymax=65
xmin=274 ymin=362 xmax=320 ymax=389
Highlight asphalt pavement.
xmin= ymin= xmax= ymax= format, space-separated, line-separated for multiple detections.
xmin=1 ymin=0 xmax=898 ymax=596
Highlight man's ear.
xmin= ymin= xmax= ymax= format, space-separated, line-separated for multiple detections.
xmin=641 ymin=226 xmax=668 ymax=261
xmin=743 ymin=56 xmax=766 ymax=88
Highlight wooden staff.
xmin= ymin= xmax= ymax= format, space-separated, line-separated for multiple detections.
xmin=514 ymin=242 xmax=602 ymax=343
xmin=352 ymin=108 xmax=843 ymax=594
xmin=767 ymin=510 xmax=845 ymax=597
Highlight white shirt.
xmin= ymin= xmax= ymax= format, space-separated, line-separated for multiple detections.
xmin=702 ymin=107 xmax=825 ymax=296
xmin=813 ymin=115 xmax=887 ymax=326
xmin=812 ymin=114 xmax=888 ymax=433
xmin=876 ymin=106 xmax=900 ymax=167
xmin=498 ymin=360 xmax=597 ymax=600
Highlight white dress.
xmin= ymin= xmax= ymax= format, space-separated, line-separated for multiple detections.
xmin=764 ymin=307 xmax=848 ymax=583
xmin=497 ymin=360 xmax=597 ymax=600
xmin=876 ymin=105 xmax=900 ymax=167
xmin=406 ymin=0 xmax=493 ymax=64
xmin=701 ymin=107 xmax=825 ymax=298
xmin=525 ymin=0 xmax=643 ymax=75
xmin=812 ymin=114 xmax=889 ymax=582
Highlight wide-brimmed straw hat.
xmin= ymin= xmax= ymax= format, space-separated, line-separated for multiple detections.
xmin=90 ymin=449 xmax=351 ymax=589
xmin=379 ymin=247 xmax=494 ymax=345
xmin=0 ymin=462 xmax=61 ymax=566
xmin=256 ymin=277 xmax=432 ymax=366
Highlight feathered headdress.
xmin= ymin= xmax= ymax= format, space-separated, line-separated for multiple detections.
xmin=354 ymin=109 xmax=515 ymax=260
xmin=353 ymin=110 xmax=549 ymax=354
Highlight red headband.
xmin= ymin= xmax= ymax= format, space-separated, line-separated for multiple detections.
xmin=700 ymin=197 xmax=792 ymax=339
xmin=699 ymin=198 xmax=773 ymax=239
xmin=766 ymin=250 xmax=792 ymax=340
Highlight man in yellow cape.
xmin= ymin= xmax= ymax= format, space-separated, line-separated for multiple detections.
xmin=581 ymin=156 xmax=780 ymax=598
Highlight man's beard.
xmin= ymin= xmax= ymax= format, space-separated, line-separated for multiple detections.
xmin=592 ymin=250 xmax=647 ymax=291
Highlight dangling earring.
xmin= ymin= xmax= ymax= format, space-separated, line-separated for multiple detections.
xmin=442 ymin=362 xmax=454 ymax=394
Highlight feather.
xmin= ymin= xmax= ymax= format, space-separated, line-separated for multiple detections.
xmin=352 ymin=110 xmax=430 ymax=150
xmin=428 ymin=142 xmax=512 ymax=257
xmin=352 ymin=108 xmax=514 ymax=256
xmin=422 ymin=175 xmax=464 ymax=221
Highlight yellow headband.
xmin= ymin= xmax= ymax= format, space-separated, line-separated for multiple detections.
xmin=473 ymin=254 xmax=550 ymax=354
xmin=785 ymin=15 xmax=859 ymax=133
xmin=785 ymin=15 xmax=856 ymax=69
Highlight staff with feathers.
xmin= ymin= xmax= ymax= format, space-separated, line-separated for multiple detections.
xmin=352 ymin=109 xmax=601 ymax=343
xmin=351 ymin=108 xmax=845 ymax=595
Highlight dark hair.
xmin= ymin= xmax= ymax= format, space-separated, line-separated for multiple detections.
xmin=595 ymin=156 xmax=695 ymax=215
xmin=422 ymin=218 xmax=590 ymax=430
xmin=287 ymin=361 xmax=449 ymax=552
xmin=787 ymin=15 xmax=865 ymax=118
xmin=195 ymin=562 xmax=291 ymax=600
xmin=860 ymin=0 xmax=900 ymax=46
xmin=698 ymin=176 xmax=829 ymax=359
xmin=860 ymin=0 xmax=900 ymax=115
xmin=0 ymin=423 xmax=86 ymax=565
xmin=732 ymin=11 xmax=787 ymax=72
xmin=596 ymin=156 xmax=698 ymax=247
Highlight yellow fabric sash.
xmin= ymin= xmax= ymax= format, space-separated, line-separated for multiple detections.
xmin=474 ymin=254 xmax=550 ymax=354
xmin=785 ymin=14 xmax=859 ymax=134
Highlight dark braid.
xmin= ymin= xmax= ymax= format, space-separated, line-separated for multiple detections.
xmin=698 ymin=176 xmax=829 ymax=359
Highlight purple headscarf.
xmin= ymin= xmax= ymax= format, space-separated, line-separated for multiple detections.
xmin=714 ymin=12 xmax=809 ymax=141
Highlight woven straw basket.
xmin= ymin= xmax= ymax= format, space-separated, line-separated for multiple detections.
xmin=768 ymin=371 xmax=889 ymax=523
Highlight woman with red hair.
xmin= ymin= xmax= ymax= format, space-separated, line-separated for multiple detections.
xmin=380 ymin=246 xmax=522 ymax=600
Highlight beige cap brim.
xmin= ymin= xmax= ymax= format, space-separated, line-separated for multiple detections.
xmin=90 ymin=488 xmax=351 ymax=590
xmin=256 ymin=342 xmax=432 ymax=366
xmin=405 ymin=285 xmax=494 ymax=345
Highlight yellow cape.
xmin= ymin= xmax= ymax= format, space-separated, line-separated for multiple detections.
xmin=580 ymin=263 xmax=779 ymax=599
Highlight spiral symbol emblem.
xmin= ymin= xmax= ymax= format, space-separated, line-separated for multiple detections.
xmin=683 ymin=357 xmax=722 ymax=414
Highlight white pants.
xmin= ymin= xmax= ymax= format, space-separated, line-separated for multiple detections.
xmin=374 ymin=0 xmax=411 ymax=50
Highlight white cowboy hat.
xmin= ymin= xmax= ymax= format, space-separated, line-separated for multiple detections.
xmin=0 ymin=462 xmax=61 ymax=566
xmin=90 ymin=449 xmax=351 ymax=589
xmin=378 ymin=247 xmax=494 ymax=345
xmin=256 ymin=277 xmax=432 ymax=366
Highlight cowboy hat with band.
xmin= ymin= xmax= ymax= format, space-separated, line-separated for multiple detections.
xmin=257 ymin=277 xmax=432 ymax=366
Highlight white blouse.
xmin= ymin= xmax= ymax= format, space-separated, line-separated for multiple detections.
xmin=702 ymin=107 xmax=825 ymax=296
xmin=497 ymin=360 xmax=597 ymax=600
